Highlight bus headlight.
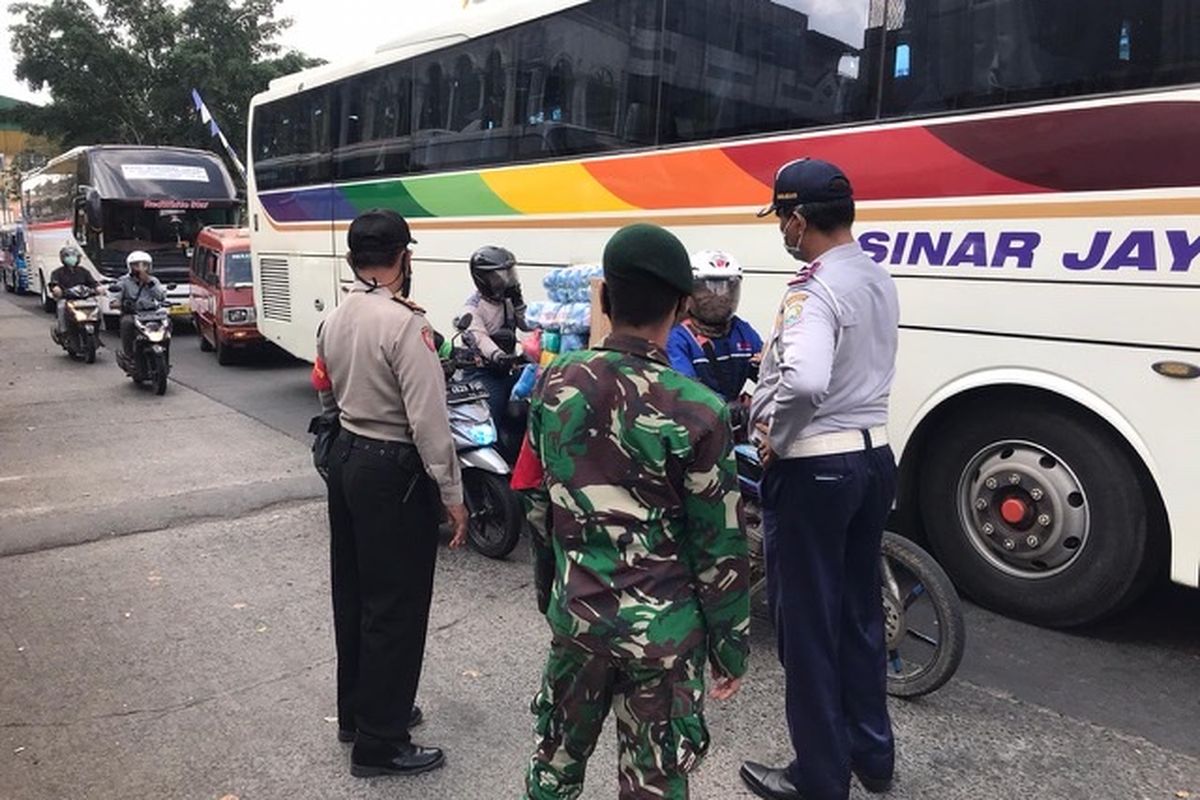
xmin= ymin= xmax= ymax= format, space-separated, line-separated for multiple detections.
xmin=223 ymin=307 xmax=256 ymax=326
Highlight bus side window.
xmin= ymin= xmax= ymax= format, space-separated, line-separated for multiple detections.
xmin=206 ymin=252 xmax=220 ymax=286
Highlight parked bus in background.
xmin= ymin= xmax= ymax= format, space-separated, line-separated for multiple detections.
xmin=245 ymin=0 xmax=1200 ymax=628
xmin=0 ymin=222 xmax=27 ymax=294
xmin=21 ymin=146 xmax=241 ymax=329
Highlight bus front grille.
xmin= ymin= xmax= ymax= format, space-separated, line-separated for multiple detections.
xmin=259 ymin=258 xmax=292 ymax=323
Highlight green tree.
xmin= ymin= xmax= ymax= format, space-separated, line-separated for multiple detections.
xmin=9 ymin=0 xmax=320 ymax=161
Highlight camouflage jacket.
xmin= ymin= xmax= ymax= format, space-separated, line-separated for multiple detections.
xmin=526 ymin=334 xmax=750 ymax=678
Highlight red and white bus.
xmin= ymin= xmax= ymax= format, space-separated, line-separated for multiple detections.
xmin=22 ymin=146 xmax=240 ymax=328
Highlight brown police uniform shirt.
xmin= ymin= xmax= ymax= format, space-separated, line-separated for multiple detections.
xmin=316 ymin=283 xmax=462 ymax=506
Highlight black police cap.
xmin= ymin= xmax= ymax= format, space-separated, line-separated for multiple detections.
xmin=347 ymin=209 xmax=416 ymax=255
xmin=757 ymin=158 xmax=853 ymax=218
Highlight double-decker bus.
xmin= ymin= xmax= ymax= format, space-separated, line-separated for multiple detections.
xmin=246 ymin=0 xmax=1200 ymax=627
xmin=22 ymin=146 xmax=241 ymax=328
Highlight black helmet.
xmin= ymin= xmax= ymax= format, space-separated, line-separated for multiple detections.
xmin=470 ymin=245 xmax=518 ymax=300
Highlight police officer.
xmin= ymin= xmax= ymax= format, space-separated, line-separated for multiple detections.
xmin=522 ymin=223 xmax=750 ymax=800
xmin=740 ymin=160 xmax=901 ymax=800
xmin=312 ymin=209 xmax=469 ymax=779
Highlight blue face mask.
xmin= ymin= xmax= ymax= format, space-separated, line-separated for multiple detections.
xmin=64 ymin=254 xmax=79 ymax=267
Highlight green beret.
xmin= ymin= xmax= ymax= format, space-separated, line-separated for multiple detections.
xmin=602 ymin=224 xmax=693 ymax=296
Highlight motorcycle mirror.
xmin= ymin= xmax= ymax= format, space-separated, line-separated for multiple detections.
xmin=107 ymin=285 xmax=121 ymax=293
xmin=454 ymin=314 xmax=472 ymax=331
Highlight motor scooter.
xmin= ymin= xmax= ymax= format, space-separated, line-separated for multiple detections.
xmin=734 ymin=425 xmax=965 ymax=698
xmin=50 ymin=285 xmax=101 ymax=363
xmin=442 ymin=314 xmax=525 ymax=558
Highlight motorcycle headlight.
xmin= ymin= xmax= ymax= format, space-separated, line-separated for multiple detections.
xmin=223 ymin=307 xmax=256 ymax=326
xmin=468 ymin=422 xmax=497 ymax=446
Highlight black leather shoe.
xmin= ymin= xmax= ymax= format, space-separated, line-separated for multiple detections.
xmin=853 ymin=767 xmax=894 ymax=794
xmin=338 ymin=705 xmax=424 ymax=743
xmin=350 ymin=741 xmax=445 ymax=778
xmin=740 ymin=761 xmax=805 ymax=800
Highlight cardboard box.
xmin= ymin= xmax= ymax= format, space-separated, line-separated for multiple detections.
xmin=588 ymin=277 xmax=610 ymax=348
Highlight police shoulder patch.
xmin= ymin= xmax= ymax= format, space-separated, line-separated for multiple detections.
xmin=782 ymin=291 xmax=809 ymax=329
xmin=391 ymin=295 xmax=426 ymax=315
xmin=420 ymin=326 xmax=436 ymax=352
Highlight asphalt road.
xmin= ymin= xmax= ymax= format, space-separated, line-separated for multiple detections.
xmin=2 ymin=291 xmax=1199 ymax=800
xmin=155 ymin=302 xmax=1200 ymax=760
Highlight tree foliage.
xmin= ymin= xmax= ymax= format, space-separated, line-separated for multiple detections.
xmin=9 ymin=0 xmax=321 ymax=160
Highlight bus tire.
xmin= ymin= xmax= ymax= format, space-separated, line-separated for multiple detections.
xmin=40 ymin=274 xmax=54 ymax=313
xmin=918 ymin=402 xmax=1152 ymax=628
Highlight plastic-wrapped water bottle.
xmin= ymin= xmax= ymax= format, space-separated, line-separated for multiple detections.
xmin=511 ymin=363 xmax=538 ymax=401
xmin=560 ymin=333 xmax=586 ymax=353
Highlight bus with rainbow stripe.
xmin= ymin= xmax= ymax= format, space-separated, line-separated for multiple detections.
xmin=246 ymin=0 xmax=1200 ymax=627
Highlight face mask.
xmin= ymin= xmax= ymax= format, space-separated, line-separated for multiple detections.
xmin=783 ymin=214 xmax=806 ymax=261
xmin=64 ymin=256 xmax=79 ymax=267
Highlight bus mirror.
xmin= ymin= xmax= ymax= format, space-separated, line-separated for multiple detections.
xmin=77 ymin=186 xmax=102 ymax=229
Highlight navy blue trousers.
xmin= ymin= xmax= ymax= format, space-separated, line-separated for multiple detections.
xmin=762 ymin=443 xmax=897 ymax=800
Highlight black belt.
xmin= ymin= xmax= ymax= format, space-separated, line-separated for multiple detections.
xmin=337 ymin=430 xmax=417 ymax=461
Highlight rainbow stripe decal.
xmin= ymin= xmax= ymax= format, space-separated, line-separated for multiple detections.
xmin=259 ymin=100 xmax=1200 ymax=225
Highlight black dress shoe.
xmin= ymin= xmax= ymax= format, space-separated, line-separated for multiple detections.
xmin=853 ymin=767 xmax=894 ymax=794
xmin=740 ymin=761 xmax=805 ymax=800
xmin=350 ymin=741 xmax=445 ymax=778
xmin=338 ymin=705 xmax=424 ymax=743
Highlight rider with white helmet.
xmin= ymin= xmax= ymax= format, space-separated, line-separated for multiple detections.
xmin=110 ymin=250 xmax=166 ymax=362
xmin=667 ymin=249 xmax=764 ymax=403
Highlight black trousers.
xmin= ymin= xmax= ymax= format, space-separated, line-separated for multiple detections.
xmin=762 ymin=442 xmax=897 ymax=800
xmin=120 ymin=315 xmax=137 ymax=358
xmin=326 ymin=432 xmax=439 ymax=744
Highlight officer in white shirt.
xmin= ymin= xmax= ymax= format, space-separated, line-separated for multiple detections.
xmin=741 ymin=159 xmax=901 ymax=800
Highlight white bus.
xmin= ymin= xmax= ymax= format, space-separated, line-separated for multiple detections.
xmin=22 ymin=146 xmax=241 ymax=327
xmin=246 ymin=0 xmax=1200 ymax=627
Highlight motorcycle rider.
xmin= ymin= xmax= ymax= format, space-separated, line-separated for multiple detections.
xmin=459 ymin=246 xmax=533 ymax=454
xmin=109 ymin=250 xmax=167 ymax=364
xmin=667 ymin=250 xmax=764 ymax=403
xmin=49 ymin=245 xmax=98 ymax=338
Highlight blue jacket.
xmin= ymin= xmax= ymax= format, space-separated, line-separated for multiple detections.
xmin=667 ymin=316 xmax=764 ymax=402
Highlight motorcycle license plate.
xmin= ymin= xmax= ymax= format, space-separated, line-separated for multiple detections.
xmin=169 ymin=304 xmax=190 ymax=317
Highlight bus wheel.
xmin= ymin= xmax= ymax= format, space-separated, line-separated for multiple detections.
xmin=918 ymin=403 xmax=1152 ymax=628
xmin=40 ymin=275 xmax=54 ymax=313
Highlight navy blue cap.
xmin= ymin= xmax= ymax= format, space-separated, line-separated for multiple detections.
xmin=757 ymin=158 xmax=853 ymax=217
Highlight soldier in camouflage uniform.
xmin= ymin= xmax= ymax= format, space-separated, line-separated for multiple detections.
xmin=521 ymin=223 xmax=751 ymax=800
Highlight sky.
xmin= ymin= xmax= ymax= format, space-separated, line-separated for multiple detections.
xmin=1 ymin=0 xmax=872 ymax=105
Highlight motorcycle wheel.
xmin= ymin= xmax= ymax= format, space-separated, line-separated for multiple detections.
xmin=462 ymin=469 xmax=522 ymax=559
xmin=881 ymin=532 xmax=966 ymax=698
xmin=153 ymin=351 xmax=169 ymax=396
xmin=84 ymin=334 xmax=96 ymax=364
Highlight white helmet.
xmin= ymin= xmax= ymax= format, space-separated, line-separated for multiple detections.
xmin=690 ymin=250 xmax=743 ymax=281
xmin=126 ymin=250 xmax=153 ymax=272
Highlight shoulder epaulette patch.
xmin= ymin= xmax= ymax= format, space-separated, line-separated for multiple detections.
xmin=391 ymin=295 xmax=426 ymax=314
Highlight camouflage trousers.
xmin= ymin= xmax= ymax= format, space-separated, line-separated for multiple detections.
xmin=524 ymin=639 xmax=710 ymax=800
